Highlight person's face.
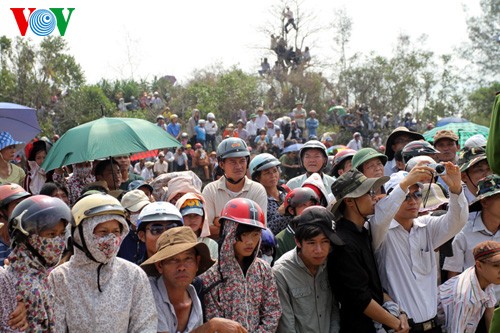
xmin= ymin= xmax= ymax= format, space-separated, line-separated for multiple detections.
xmin=476 ymin=259 xmax=500 ymax=286
xmin=182 ymin=213 xmax=203 ymax=234
xmin=220 ymin=157 xmax=247 ymax=180
xmin=257 ymin=111 xmax=264 ymax=117
xmin=257 ymin=166 xmax=280 ymax=188
xmin=114 ymin=155 xmax=131 ymax=171
xmin=35 ymin=150 xmax=47 ymax=166
xmin=157 ymin=119 xmax=165 ymax=125
xmin=394 ymin=185 xmax=422 ymax=221
xmin=296 ymin=233 xmax=330 ymax=268
xmin=39 ymin=220 xmax=66 ymax=238
xmin=463 ymin=160 xmax=492 ymax=192
xmin=139 ymin=221 xmax=177 ymax=257
xmin=391 ymin=135 xmax=413 ymax=154
xmin=361 ymin=158 xmax=384 ymax=178
xmin=434 ymin=139 xmax=459 ymax=162
xmin=481 ymin=194 xmax=500 ymax=219
xmin=302 ymin=149 xmax=325 ymax=173
xmin=234 ymin=229 xmax=262 ymax=261
xmin=93 ymin=220 xmax=121 ymax=237
xmin=350 ymin=188 xmax=377 ymax=216
xmin=0 ymin=145 xmax=16 ymax=161
xmin=52 ymin=188 xmax=69 ymax=206
xmin=97 ymin=163 xmax=122 ymax=190
xmin=338 ymin=159 xmax=352 ymax=176
xmin=155 ymin=249 xmax=200 ymax=289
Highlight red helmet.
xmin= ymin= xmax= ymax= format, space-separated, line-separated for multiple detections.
xmin=219 ymin=198 xmax=265 ymax=229
xmin=284 ymin=187 xmax=320 ymax=216
xmin=331 ymin=149 xmax=356 ymax=177
xmin=0 ymin=184 xmax=31 ymax=209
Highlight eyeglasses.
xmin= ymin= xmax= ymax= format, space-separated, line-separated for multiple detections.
xmin=146 ymin=223 xmax=178 ymax=236
xmin=405 ymin=191 xmax=423 ymax=201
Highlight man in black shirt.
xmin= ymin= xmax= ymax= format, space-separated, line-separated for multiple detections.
xmin=328 ymin=169 xmax=409 ymax=333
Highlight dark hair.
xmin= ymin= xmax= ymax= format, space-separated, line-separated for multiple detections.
xmin=40 ymin=182 xmax=68 ymax=197
xmin=28 ymin=142 xmax=47 ymax=161
xmin=394 ymin=150 xmax=404 ymax=163
xmin=94 ymin=159 xmax=114 ymax=177
xmin=235 ymin=223 xmax=262 ymax=241
xmin=294 ymin=224 xmax=325 ymax=243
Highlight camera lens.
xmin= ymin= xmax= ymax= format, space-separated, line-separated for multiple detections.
xmin=435 ymin=164 xmax=445 ymax=174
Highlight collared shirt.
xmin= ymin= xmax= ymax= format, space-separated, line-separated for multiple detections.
xmin=149 ymin=277 xmax=203 ymax=333
xmin=292 ymin=108 xmax=306 ymax=128
xmin=272 ymin=134 xmax=285 ymax=149
xmin=246 ymin=120 xmax=258 ymax=136
xmin=443 ymin=212 xmax=500 ymax=302
xmin=167 ymin=122 xmax=181 ymax=138
xmin=273 ymin=248 xmax=340 ymax=333
xmin=202 ymin=176 xmax=268 ymax=226
xmin=205 ymin=120 xmax=218 ymax=135
xmin=154 ymin=160 xmax=169 ymax=175
xmin=255 ymin=114 xmax=270 ymax=130
xmin=438 ymin=266 xmax=496 ymax=333
xmin=328 ymin=217 xmax=383 ymax=333
xmin=346 ymin=138 xmax=362 ymax=151
xmin=375 ymin=191 xmax=468 ymax=323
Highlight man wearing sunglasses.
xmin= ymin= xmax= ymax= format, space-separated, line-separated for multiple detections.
xmin=137 ymin=202 xmax=184 ymax=264
xmin=376 ymin=162 xmax=468 ymax=332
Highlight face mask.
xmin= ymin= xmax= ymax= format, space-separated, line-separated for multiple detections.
xmin=28 ymin=234 xmax=66 ymax=267
xmin=90 ymin=233 xmax=121 ymax=263
xmin=74 ymin=165 xmax=92 ymax=178
xmin=261 ymin=254 xmax=273 ymax=265
xmin=129 ymin=213 xmax=139 ymax=227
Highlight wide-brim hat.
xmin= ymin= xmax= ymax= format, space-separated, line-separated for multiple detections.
xmin=419 ymin=183 xmax=449 ymax=212
xmin=458 ymin=146 xmax=487 ymax=173
xmin=469 ymin=174 xmax=500 ymax=212
xmin=330 ymin=169 xmax=389 ymax=214
xmin=141 ymin=226 xmax=215 ymax=277
xmin=385 ymin=127 xmax=424 ymax=160
xmin=0 ymin=131 xmax=24 ymax=151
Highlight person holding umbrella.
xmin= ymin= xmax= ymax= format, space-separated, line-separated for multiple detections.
xmin=0 ymin=132 xmax=25 ymax=186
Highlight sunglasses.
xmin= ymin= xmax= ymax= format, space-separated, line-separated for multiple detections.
xmin=146 ymin=223 xmax=178 ymax=236
xmin=405 ymin=191 xmax=423 ymax=202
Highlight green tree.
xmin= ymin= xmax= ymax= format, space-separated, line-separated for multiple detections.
xmin=463 ymin=82 xmax=500 ymax=125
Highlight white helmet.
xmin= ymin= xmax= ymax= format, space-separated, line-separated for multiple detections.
xmin=207 ymin=113 xmax=215 ymax=120
xmin=137 ymin=202 xmax=183 ymax=231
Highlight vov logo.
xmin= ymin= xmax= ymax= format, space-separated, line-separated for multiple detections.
xmin=11 ymin=8 xmax=75 ymax=36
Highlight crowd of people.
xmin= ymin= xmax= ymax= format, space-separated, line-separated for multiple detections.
xmin=0 ymin=92 xmax=499 ymax=333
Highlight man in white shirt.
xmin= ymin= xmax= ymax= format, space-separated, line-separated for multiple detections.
xmin=205 ymin=112 xmax=218 ymax=152
xmin=374 ymin=162 xmax=468 ymax=332
xmin=292 ymin=101 xmax=306 ymax=136
xmin=255 ymin=107 xmax=269 ymax=130
xmin=346 ymin=132 xmax=363 ymax=151
xmin=153 ymin=152 xmax=169 ymax=177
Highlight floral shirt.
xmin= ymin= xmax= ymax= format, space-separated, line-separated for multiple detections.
xmin=0 ymin=267 xmax=20 ymax=333
xmin=267 ymin=188 xmax=292 ymax=235
xmin=7 ymin=243 xmax=55 ymax=332
xmin=199 ymin=220 xmax=281 ymax=332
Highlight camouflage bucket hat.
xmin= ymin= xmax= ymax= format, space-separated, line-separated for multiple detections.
xmin=469 ymin=174 xmax=500 ymax=212
xmin=458 ymin=146 xmax=487 ymax=172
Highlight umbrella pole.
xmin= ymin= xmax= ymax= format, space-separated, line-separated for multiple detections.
xmin=110 ymin=157 xmax=117 ymax=190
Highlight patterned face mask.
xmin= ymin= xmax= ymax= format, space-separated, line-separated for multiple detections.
xmin=91 ymin=233 xmax=121 ymax=263
xmin=28 ymin=234 xmax=66 ymax=267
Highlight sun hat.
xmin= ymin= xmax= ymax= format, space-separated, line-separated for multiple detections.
xmin=330 ymin=169 xmax=389 ymax=214
xmin=128 ymin=180 xmax=154 ymax=193
xmin=0 ymin=132 xmax=24 ymax=151
xmin=179 ymin=198 xmax=204 ymax=217
xmin=385 ymin=127 xmax=424 ymax=160
xmin=295 ymin=100 xmax=303 ymax=105
xmin=419 ymin=183 xmax=449 ymax=212
xmin=120 ymin=190 xmax=150 ymax=213
xmin=433 ymin=130 xmax=459 ymax=144
xmin=145 ymin=161 xmax=154 ymax=168
xmin=140 ymin=226 xmax=215 ymax=277
xmin=473 ymin=240 xmax=500 ymax=263
xmin=469 ymin=174 xmax=500 ymax=212
xmin=290 ymin=206 xmax=344 ymax=246
xmin=458 ymin=146 xmax=488 ymax=172
xmin=351 ymin=148 xmax=388 ymax=170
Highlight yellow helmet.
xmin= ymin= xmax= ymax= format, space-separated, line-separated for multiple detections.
xmin=71 ymin=193 xmax=126 ymax=227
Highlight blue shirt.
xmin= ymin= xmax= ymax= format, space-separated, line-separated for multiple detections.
xmin=0 ymin=240 xmax=11 ymax=267
xmin=306 ymin=117 xmax=319 ymax=136
xmin=195 ymin=126 xmax=206 ymax=141
xmin=167 ymin=122 xmax=181 ymax=138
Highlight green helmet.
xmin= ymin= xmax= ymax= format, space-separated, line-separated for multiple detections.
xmin=351 ymin=148 xmax=388 ymax=170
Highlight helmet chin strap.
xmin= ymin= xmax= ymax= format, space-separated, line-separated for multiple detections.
xmin=224 ymin=174 xmax=245 ymax=184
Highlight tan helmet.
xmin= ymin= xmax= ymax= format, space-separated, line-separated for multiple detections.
xmin=71 ymin=193 xmax=126 ymax=227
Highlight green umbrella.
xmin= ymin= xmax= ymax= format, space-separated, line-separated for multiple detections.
xmin=423 ymin=122 xmax=489 ymax=147
xmin=42 ymin=117 xmax=181 ymax=171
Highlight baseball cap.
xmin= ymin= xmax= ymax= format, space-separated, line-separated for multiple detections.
xmin=121 ymin=190 xmax=150 ymax=213
xmin=291 ymin=206 xmax=344 ymax=246
xmin=127 ymin=180 xmax=154 ymax=193
xmin=179 ymin=198 xmax=204 ymax=217
xmin=433 ymin=130 xmax=459 ymax=144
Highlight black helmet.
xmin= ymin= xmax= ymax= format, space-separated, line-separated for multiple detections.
xmin=216 ymin=137 xmax=250 ymax=160
xmin=401 ymin=140 xmax=440 ymax=164
xmin=9 ymin=195 xmax=71 ymax=247
xmin=283 ymin=187 xmax=320 ymax=216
